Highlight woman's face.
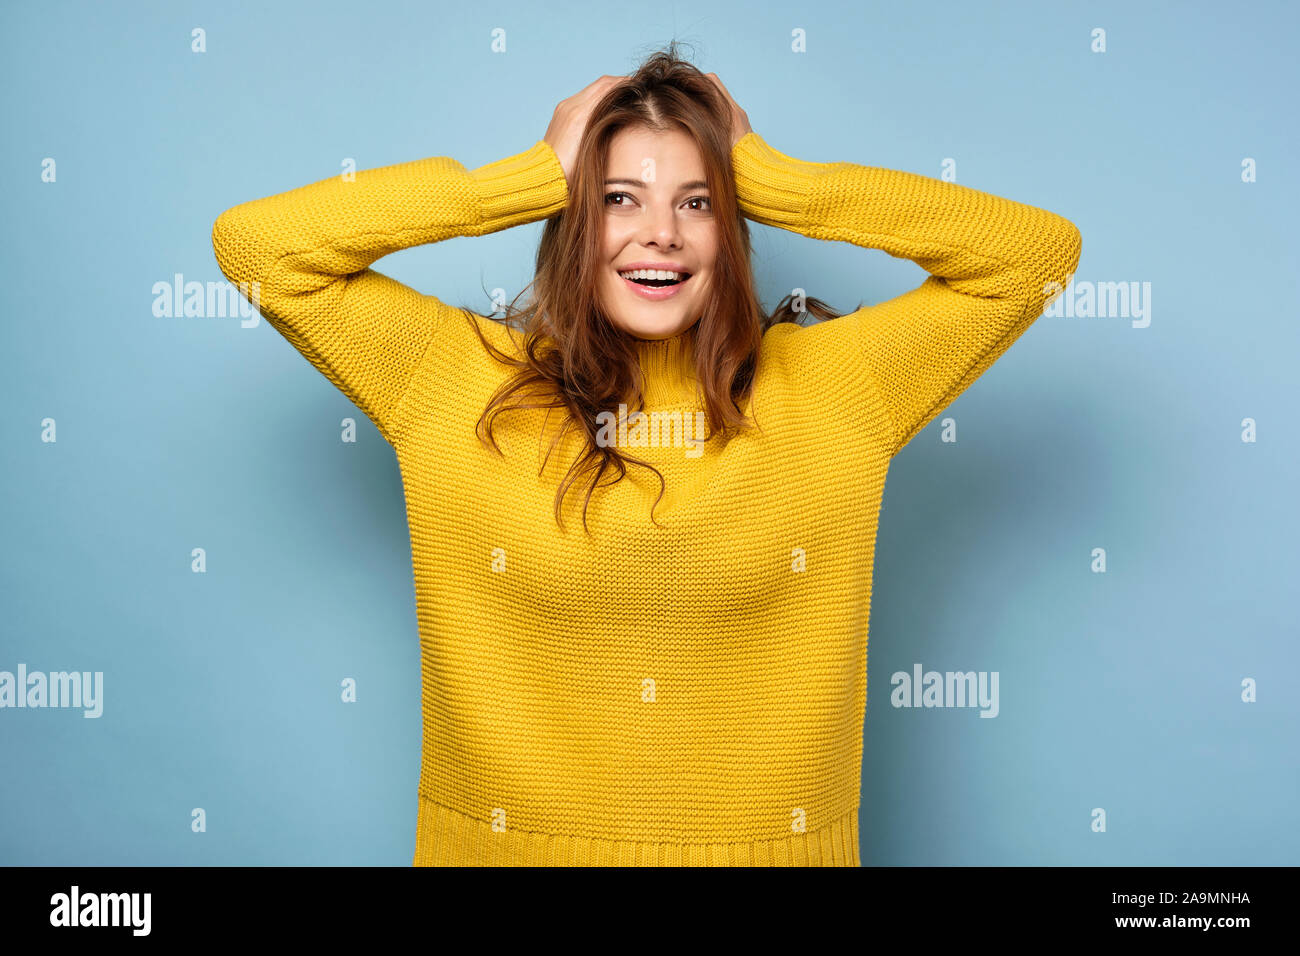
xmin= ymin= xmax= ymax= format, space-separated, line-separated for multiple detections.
xmin=597 ymin=126 xmax=717 ymax=340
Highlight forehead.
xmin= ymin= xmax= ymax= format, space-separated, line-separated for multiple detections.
xmin=605 ymin=126 xmax=706 ymax=181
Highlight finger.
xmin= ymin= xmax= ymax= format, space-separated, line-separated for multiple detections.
xmin=708 ymin=73 xmax=733 ymax=104
xmin=582 ymin=75 xmax=621 ymax=100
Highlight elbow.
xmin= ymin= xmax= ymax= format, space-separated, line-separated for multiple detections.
xmin=1009 ymin=214 xmax=1080 ymax=317
xmin=1026 ymin=214 xmax=1081 ymax=302
xmin=211 ymin=206 xmax=245 ymax=282
xmin=211 ymin=203 xmax=270 ymax=286
xmin=1059 ymin=216 xmax=1082 ymax=277
xmin=1048 ymin=214 xmax=1082 ymax=285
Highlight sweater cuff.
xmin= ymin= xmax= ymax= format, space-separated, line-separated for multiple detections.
xmin=730 ymin=131 xmax=825 ymax=228
xmin=469 ymin=140 xmax=569 ymax=232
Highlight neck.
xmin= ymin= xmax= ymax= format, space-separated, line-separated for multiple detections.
xmin=630 ymin=329 xmax=700 ymax=409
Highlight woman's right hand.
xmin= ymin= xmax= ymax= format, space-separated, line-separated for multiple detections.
xmin=543 ymin=75 xmax=624 ymax=186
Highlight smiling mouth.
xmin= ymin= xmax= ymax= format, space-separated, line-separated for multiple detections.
xmin=616 ymin=270 xmax=692 ymax=287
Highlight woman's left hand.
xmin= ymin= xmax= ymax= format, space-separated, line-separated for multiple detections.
xmin=706 ymin=72 xmax=752 ymax=149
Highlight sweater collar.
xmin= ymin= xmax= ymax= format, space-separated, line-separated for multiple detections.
xmin=630 ymin=329 xmax=700 ymax=410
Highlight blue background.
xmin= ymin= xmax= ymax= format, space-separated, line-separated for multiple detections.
xmin=2 ymin=0 xmax=1296 ymax=865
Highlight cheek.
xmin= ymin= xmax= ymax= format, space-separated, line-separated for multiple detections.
xmin=602 ymin=220 xmax=632 ymax=260
xmin=691 ymin=228 xmax=719 ymax=279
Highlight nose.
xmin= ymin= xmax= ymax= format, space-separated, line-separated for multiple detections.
xmin=640 ymin=201 xmax=682 ymax=250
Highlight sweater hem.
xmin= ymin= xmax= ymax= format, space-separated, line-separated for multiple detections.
xmin=412 ymin=792 xmax=861 ymax=866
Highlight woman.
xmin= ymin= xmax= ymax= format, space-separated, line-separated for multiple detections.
xmin=211 ymin=46 xmax=1081 ymax=866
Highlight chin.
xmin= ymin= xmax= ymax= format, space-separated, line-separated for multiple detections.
xmin=618 ymin=314 xmax=697 ymax=340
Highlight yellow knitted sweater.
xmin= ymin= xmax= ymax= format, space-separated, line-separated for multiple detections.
xmin=211 ymin=131 xmax=1081 ymax=866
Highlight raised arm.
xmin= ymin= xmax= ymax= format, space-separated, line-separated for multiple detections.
xmin=730 ymin=131 xmax=1081 ymax=457
xmin=211 ymin=141 xmax=569 ymax=445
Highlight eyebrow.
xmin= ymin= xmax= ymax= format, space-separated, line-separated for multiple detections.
xmin=604 ymin=177 xmax=709 ymax=190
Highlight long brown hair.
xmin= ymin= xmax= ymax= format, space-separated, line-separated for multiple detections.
xmin=459 ymin=41 xmax=847 ymax=534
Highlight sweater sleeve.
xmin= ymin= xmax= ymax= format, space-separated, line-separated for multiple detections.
xmin=210 ymin=140 xmax=569 ymax=445
xmin=730 ymin=131 xmax=1082 ymax=457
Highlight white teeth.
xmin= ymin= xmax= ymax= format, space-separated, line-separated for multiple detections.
xmin=618 ymin=268 xmax=687 ymax=281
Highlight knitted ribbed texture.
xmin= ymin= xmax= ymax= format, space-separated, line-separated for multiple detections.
xmin=212 ymin=132 xmax=1081 ymax=866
